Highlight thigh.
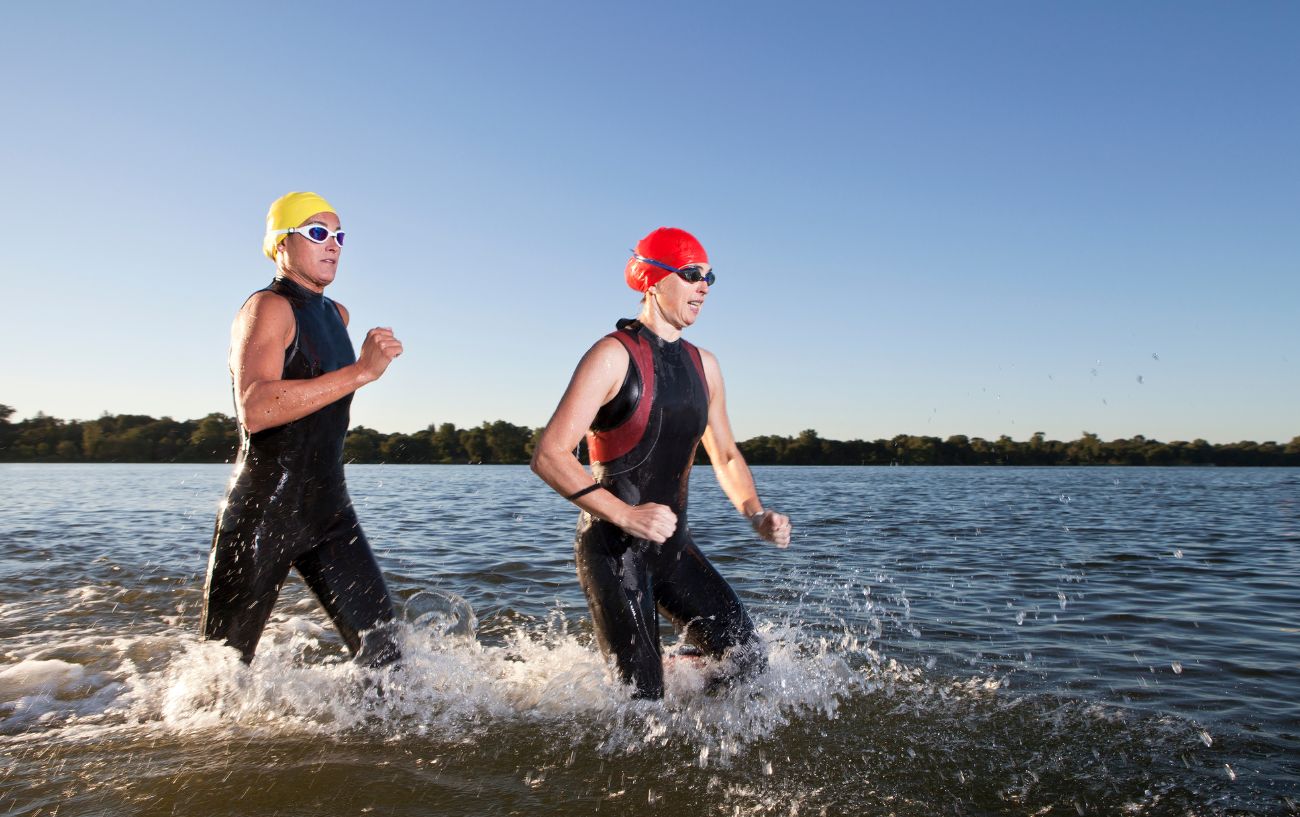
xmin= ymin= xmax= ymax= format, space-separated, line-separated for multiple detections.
xmin=654 ymin=537 xmax=758 ymax=659
xmin=575 ymin=522 xmax=663 ymax=698
xmin=294 ymin=507 xmax=399 ymax=667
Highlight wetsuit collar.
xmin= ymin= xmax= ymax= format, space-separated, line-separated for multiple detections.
xmin=272 ymin=275 xmax=325 ymax=304
xmin=618 ymin=318 xmax=681 ymax=348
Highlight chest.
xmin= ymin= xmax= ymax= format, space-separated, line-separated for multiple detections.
xmin=284 ymin=300 xmax=356 ymax=378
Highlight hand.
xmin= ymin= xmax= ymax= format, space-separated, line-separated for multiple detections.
xmin=619 ymin=502 xmax=678 ymax=544
xmin=751 ymin=510 xmax=791 ymax=548
xmin=358 ymin=327 xmax=403 ymax=381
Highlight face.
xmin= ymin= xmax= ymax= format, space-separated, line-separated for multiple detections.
xmin=649 ymin=265 xmax=711 ymax=329
xmin=277 ymin=210 xmax=342 ymax=291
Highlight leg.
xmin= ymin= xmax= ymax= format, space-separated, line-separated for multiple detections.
xmin=200 ymin=510 xmax=296 ymax=664
xmin=575 ymin=524 xmax=663 ymax=698
xmin=655 ymin=538 xmax=767 ymax=685
xmin=294 ymin=508 xmax=399 ymax=668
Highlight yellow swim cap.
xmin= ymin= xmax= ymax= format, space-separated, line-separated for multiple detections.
xmin=263 ymin=191 xmax=336 ymax=260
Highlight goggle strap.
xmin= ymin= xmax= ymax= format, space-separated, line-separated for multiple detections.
xmin=629 ymin=251 xmax=712 ymax=279
xmin=629 ymin=251 xmax=681 ymax=274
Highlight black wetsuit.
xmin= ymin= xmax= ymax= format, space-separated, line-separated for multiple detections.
xmin=575 ymin=319 xmax=764 ymax=699
xmin=200 ymin=277 xmax=398 ymax=667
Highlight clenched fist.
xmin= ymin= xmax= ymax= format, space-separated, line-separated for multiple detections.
xmin=358 ymin=327 xmax=403 ymax=381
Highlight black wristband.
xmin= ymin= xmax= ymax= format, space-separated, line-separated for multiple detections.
xmin=565 ymin=483 xmax=602 ymax=502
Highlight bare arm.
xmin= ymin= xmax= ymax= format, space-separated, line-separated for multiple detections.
xmin=698 ymin=348 xmax=792 ymax=547
xmin=231 ymin=292 xmax=403 ymax=434
xmin=530 ymin=338 xmax=678 ymax=543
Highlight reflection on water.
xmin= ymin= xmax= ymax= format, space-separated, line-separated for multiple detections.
xmin=0 ymin=464 xmax=1297 ymax=815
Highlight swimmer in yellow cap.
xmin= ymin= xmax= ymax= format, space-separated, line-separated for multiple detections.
xmin=200 ymin=192 xmax=406 ymax=667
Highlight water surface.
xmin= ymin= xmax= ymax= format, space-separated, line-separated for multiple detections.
xmin=1 ymin=464 xmax=1296 ymax=815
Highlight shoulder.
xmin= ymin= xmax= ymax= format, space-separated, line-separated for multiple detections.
xmin=690 ymin=342 xmax=717 ymax=364
xmin=239 ymin=290 xmax=294 ymax=324
xmin=690 ymin=344 xmax=725 ymax=395
xmin=692 ymin=344 xmax=721 ymax=374
xmin=582 ymin=334 xmax=632 ymax=371
xmin=566 ymin=335 xmax=633 ymax=396
xmin=234 ymin=290 xmax=295 ymax=346
xmin=332 ymin=299 xmax=350 ymax=325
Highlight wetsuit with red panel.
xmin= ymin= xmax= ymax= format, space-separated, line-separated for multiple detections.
xmin=575 ymin=318 xmax=765 ymax=699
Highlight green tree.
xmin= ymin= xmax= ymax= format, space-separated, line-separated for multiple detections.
xmin=431 ymin=422 xmax=465 ymax=463
xmin=0 ymin=404 xmax=12 ymax=453
xmin=343 ymin=426 xmax=383 ymax=462
xmin=382 ymin=430 xmax=434 ymax=463
xmin=461 ymin=425 xmax=489 ymax=463
xmin=484 ymin=420 xmax=533 ymax=463
xmin=188 ymin=414 xmax=239 ymax=462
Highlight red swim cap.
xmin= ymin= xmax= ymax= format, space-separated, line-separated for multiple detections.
xmin=625 ymin=227 xmax=709 ymax=292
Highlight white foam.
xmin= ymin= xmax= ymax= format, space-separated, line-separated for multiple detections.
xmin=0 ymin=657 xmax=129 ymax=735
xmin=0 ymin=604 xmax=954 ymax=765
xmin=0 ymin=659 xmax=88 ymax=700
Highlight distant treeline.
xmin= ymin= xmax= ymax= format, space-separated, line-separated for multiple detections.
xmin=3 ymin=404 xmax=1296 ymax=467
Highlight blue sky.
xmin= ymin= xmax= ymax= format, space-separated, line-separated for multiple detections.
xmin=2 ymin=2 xmax=1296 ymax=444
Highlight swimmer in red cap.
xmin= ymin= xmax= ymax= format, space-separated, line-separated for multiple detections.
xmin=531 ymin=227 xmax=792 ymax=698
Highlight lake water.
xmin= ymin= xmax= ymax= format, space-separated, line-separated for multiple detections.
xmin=1 ymin=464 xmax=1297 ymax=815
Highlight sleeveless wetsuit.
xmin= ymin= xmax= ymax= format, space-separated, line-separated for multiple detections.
xmin=575 ymin=319 xmax=764 ymax=699
xmin=200 ymin=276 xmax=398 ymax=667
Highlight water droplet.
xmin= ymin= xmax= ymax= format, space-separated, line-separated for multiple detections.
xmin=1171 ymin=662 xmax=1183 ymax=674
xmin=1152 ymin=352 xmax=1159 ymax=360
xmin=1136 ymin=375 xmax=1144 ymax=384
xmin=1224 ymin=763 xmax=1236 ymax=781
xmin=1173 ymin=549 xmax=1184 ymax=559
xmin=1016 ymin=611 xmax=1026 ymax=625
xmin=1200 ymin=730 xmax=1213 ymax=747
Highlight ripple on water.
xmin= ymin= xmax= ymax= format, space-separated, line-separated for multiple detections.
xmin=1 ymin=463 xmax=1298 ymax=814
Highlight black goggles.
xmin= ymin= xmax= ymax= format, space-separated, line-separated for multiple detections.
xmin=630 ymin=251 xmax=716 ymax=286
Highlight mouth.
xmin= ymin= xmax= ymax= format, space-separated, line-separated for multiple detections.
xmin=686 ymin=299 xmax=703 ymax=313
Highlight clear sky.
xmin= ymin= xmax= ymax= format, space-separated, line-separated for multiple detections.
xmin=2 ymin=2 xmax=1296 ymax=445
